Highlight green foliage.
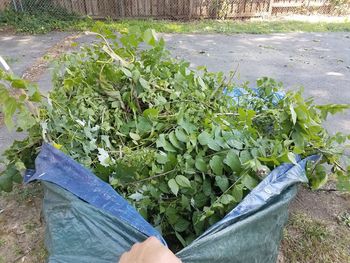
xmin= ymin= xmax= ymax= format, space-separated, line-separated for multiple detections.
xmin=282 ymin=213 xmax=350 ymax=263
xmin=0 ymin=7 xmax=84 ymax=34
xmin=0 ymin=70 xmax=42 ymax=192
xmin=0 ymin=29 xmax=349 ymax=249
xmin=1 ymin=11 xmax=350 ymax=35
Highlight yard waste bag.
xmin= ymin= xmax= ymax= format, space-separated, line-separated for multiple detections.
xmin=25 ymin=143 xmax=319 ymax=263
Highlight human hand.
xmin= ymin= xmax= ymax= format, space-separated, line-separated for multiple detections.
xmin=119 ymin=236 xmax=181 ymax=263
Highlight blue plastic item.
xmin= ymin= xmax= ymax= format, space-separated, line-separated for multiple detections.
xmin=25 ymin=144 xmax=319 ymax=263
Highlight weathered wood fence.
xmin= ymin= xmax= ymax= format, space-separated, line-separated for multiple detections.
xmin=0 ymin=0 xmax=333 ymax=18
xmin=54 ymin=0 xmax=332 ymax=18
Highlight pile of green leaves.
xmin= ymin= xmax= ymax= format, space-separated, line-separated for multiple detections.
xmin=1 ymin=28 xmax=349 ymax=249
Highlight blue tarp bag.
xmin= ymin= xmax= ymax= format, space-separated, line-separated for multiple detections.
xmin=25 ymin=144 xmax=318 ymax=263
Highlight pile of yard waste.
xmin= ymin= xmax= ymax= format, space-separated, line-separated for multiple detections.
xmin=0 ymin=28 xmax=349 ymax=250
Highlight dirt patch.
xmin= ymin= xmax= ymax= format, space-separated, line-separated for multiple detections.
xmin=0 ymin=184 xmax=46 ymax=263
xmin=291 ymin=185 xmax=350 ymax=223
xmin=278 ymin=186 xmax=350 ymax=263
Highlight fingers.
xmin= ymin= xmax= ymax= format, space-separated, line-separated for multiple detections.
xmin=119 ymin=251 xmax=130 ymax=263
xmin=119 ymin=237 xmax=182 ymax=263
xmin=144 ymin=236 xmax=162 ymax=247
xmin=131 ymin=242 xmax=141 ymax=251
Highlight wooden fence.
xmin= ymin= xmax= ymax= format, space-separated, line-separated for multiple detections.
xmin=0 ymin=0 xmax=333 ymax=18
xmin=0 ymin=0 xmax=10 ymax=11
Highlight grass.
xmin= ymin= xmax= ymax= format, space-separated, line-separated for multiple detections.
xmin=1 ymin=9 xmax=350 ymax=35
xmin=0 ymin=239 xmax=5 ymax=247
xmin=13 ymin=244 xmax=23 ymax=256
xmin=281 ymin=213 xmax=350 ymax=263
xmin=30 ymin=240 xmax=48 ymax=263
xmin=88 ymin=19 xmax=350 ymax=34
xmin=24 ymin=222 xmax=38 ymax=233
xmin=338 ymin=211 xmax=350 ymax=227
xmin=0 ymin=183 xmax=42 ymax=203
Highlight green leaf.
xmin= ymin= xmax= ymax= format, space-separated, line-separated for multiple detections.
xmin=0 ymin=165 xmax=20 ymax=192
xmin=227 ymin=139 xmax=244 ymax=150
xmin=3 ymin=97 xmax=18 ymax=129
xmin=231 ymin=184 xmax=243 ymax=202
xmin=279 ymin=152 xmax=298 ymax=165
xmin=220 ymin=194 xmax=234 ymax=205
xmin=139 ymin=78 xmax=150 ymax=89
xmin=194 ymin=192 xmax=208 ymax=208
xmin=317 ymin=104 xmax=350 ymax=120
xmin=287 ymin=152 xmax=298 ymax=165
xmin=181 ymin=195 xmax=190 ymax=209
xmin=241 ymin=175 xmax=258 ymax=190
xmin=198 ymin=131 xmax=211 ymax=145
xmin=168 ymin=179 xmax=179 ymax=196
xmin=113 ymin=164 xmax=137 ymax=184
xmin=17 ymin=110 xmax=36 ymax=130
xmin=121 ymin=67 xmax=132 ymax=78
xmin=179 ymin=120 xmax=196 ymax=134
xmin=136 ymin=117 xmax=153 ymax=134
xmin=193 ymin=211 xmax=206 ymax=235
xmin=166 ymin=207 xmax=179 ymax=224
xmin=215 ymin=176 xmax=229 ymax=192
xmin=169 ymin=131 xmax=183 ymax=150
xmin=290 ymin=104 xmax=297 ymax=125
xmin=292 ymin=131 xmax=304 ymax=150
xmin=224 ymin=150 xmax=242 ymax=173
xmin=240 ymin=150 xmax=252 ymax=164
xmin=11 ymin=79 xmax=26 ymax=89
xmin=143 ymin=29 xmax=157 ymax=46
xmin=295 ymin=106 xmax=308 ymax=121
xmin=156 ymin=134 xmax=177 ymax=152
xmin=202 ymin=177 xmax=212 ymax=196
xmin=129 ymin=132 xmax=141 ymax=141
xmin=195 ymin=157 xmax=207 ymax=173
xmin=14 ymin=161 xmax=26 ymax=172
xmin=175 ymin=231 xmax=187 ymax=247
xmin=210 ymin=156 xmax=224 ymax=176
xmin=143 ymin=108 xmax=159 ymax=119
xmin=174 ymin=217 xmax=190 ymax=232
xmin=175 ymin=175 xmax=191 ymax=188
xmin=207 ymin=140 xmax=221 ymax=151
xmin=175 ymin=128 xmax=188 ymax=143
xmin=197 ymin=76 xmax=207 ymax=90
xmin=309 ymin=164 xmax=328 ymax=190
xmin=156 ymin=152 xmax=168 ymax=164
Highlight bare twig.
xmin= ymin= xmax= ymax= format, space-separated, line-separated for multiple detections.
xmin=315 ymin=188 xmax=339 ymax=192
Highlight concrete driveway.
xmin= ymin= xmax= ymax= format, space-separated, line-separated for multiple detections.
xmin=162 ymin=32 xmax=350 ymax=134
xmin=0 ymin=32 xmax=69 ymax=75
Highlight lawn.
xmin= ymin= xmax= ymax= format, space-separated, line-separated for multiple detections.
xmin=83 ymin=19 xmax=350 ymax=34
xmin=1 ymin=9 xmax=350 ymax=34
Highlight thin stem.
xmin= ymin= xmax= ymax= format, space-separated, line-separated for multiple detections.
xmin=127 ymin=169 xmax=177 ymax=185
